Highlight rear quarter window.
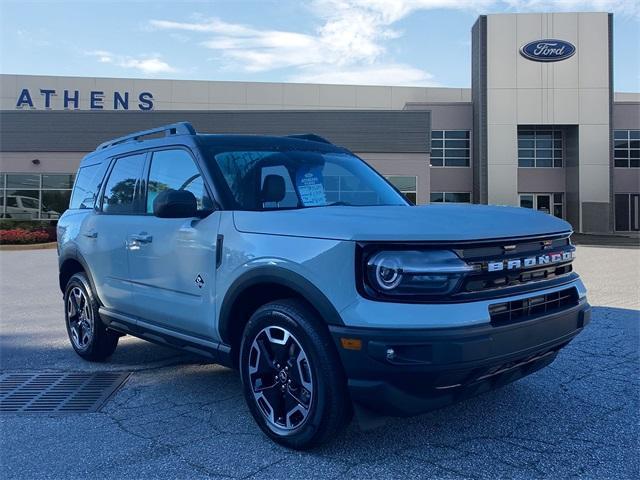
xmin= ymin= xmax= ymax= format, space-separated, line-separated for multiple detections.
xmin=69 ymin=161 xmax=108 ymax=209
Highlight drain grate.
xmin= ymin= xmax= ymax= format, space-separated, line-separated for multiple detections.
xmin=0 ymin=372 xmax=130 ymax=413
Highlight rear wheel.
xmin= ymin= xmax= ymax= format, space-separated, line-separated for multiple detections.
xmin=64 ymin=272 xmax=118 ymax=361
xmin=239 ymin=299 xmax=352 ymax=449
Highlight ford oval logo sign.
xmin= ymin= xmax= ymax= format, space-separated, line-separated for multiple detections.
xmin=520 ymin=39 xmax=576 ymax=62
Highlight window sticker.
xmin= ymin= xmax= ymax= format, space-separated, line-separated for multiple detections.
xmin=296 ymin=166 xmax=327 ymax=206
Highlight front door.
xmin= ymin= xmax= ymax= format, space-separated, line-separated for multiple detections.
xmin=615 ymin=193 xmax=640 ymax=231
xmin=632 ymin=194 xmax=640 ymax=231
xmin=519 ymin=193 xmax=563 ymax=218
xmin=536 ymin=194 xmax=551 ymax=215
xmin=126 ymin=148 xmax=219 ymax=339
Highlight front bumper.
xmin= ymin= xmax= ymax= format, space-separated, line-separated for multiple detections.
xmin=330 ymin=300 xmax=591 ymax=416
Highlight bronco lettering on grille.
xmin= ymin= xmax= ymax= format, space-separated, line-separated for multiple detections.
xmin=487 ymin=250 xmax=574 ymax=272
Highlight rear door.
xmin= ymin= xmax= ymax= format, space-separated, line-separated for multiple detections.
xmin=126 ymin=147 xmax=220 ymax=340
xmin=80 ymin=152 xmax=146 ymax=315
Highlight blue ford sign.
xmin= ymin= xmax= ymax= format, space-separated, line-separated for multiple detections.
xmin=520 ymin=39 xmax=576 ymax=62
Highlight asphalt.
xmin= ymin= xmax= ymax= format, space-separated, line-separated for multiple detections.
xmin=0 ymin=247 xmax=638 ymax=479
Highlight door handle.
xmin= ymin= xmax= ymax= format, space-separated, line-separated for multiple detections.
xmin=129 ymin=233 xmax=153 ymax=243
xmin=83 ymin=230 xmax=98 ymax=239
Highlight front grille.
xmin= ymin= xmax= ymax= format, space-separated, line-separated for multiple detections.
xmin=463 ymin=263 xmax=573 ymax=293
xmin=456 ymin=234 xmax=575 ymax=296
xmin=489 ymin=287 xmax=579 ymax=325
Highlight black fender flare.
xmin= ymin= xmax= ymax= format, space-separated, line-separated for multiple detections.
xmin=217 ymin=266 xmax=344 ymax=345
xmin=58 ymin=246 xmax=101 ymax=303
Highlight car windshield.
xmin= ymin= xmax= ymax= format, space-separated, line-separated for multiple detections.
xmin=206 ymin=148 xmax=409 ymax=211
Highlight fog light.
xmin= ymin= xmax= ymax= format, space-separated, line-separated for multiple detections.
xmin=386 ymin=348 xmax=396 ymax=361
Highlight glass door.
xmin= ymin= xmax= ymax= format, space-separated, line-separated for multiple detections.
xmin=632 ymin=194 xmax=640 ymax=231
xmin=519 ymin=193 xmax=564 ymax=218
xmin=615 ymin=194 xmax=640 ymax=231
xmin=536 ymin=194 xmax=551 ymax=215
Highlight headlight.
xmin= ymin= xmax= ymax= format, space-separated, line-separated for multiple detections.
xmin=365 ymin=250 xmax=474 ymax=298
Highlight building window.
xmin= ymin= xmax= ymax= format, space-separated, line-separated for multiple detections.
xmin=386 ymin=175 xmax=417 ymax=204
xmin=0 ymin=173 xmax=75 ymax=220
xmin=615 ymin=193 xmax=639 ymax=231
xmin=518 ymin=128 xmax=563 ymax=168
xmin=614 ymin=130 xmax=640 ymax=168
xmin=430 ymin=192 xmax=471 ymax=203
xmin=519 ymin=193 xmax=564 ymax=218
xmin=431 ymin=130 xmax=470 ymax=167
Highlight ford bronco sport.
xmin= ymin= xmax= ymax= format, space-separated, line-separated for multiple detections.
xmin=57 ymin=122 xmax=590 ymax=449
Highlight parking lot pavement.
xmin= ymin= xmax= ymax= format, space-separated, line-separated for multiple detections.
xmin=0 ymin=247 xmax=638 ymax=479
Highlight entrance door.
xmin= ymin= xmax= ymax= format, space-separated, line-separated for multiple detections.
xmin=519 ymin=193 xmax=558 ymax=216
xmin=536 ymin=194 xmax=551 ymax=215
xmin=616 ymin=194 xmax=640 ymax=231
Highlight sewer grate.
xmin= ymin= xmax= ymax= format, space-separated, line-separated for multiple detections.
xmin=0 ymin=372 xmax=130 ymax=413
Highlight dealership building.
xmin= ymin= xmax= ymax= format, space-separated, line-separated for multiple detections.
xmin=1 ymin=11 xmax=638 ymax=233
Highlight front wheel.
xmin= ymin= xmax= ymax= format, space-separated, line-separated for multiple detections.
xmin=239 ymin=299 xmax=352 ymax=449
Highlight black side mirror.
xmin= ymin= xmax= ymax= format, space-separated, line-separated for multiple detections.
xmin=153 ymin=189 xmax=197 ymax=218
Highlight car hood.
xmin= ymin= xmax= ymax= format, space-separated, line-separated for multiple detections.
xmin=232 ymin=204 xmax=572 ymax=242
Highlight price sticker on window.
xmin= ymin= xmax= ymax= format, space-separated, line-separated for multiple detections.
xmin=296 ymin=166 xmax=327 ymax=206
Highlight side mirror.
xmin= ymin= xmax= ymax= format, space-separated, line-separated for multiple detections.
xmin=153 ymin=189 xmax=197 ymax=218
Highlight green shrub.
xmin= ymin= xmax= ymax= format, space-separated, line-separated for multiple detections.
xmin=0 ymin=220 xmax=57 ymax=230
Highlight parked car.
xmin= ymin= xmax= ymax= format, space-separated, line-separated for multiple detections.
xmin=1 ymin=194 xmax=59 ymax=219
xmin=57 ymin=122 xmax=590 ymax=449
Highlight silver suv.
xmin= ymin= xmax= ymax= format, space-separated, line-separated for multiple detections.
xmin=57 ymin=122 xmax=590 ymax=449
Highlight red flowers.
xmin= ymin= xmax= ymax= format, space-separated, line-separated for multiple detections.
xmin=0 ymin=228 xmax=53 ymax=245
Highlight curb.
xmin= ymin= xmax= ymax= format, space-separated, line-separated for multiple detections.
xmin=0 ymin=242 xmax=58 ymax=251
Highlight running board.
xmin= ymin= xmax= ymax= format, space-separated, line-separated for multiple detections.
xmin=99 ymin=307 xmax=233 ymax=367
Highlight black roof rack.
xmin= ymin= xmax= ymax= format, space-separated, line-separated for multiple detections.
xmin=286 ymin=133 xmax=333 ymax=145
xmin=97 ymin=121 xmax=196 ymax=150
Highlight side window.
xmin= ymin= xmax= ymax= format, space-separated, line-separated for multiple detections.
xmin=146 ymin=149 xmax=212 ymax=213
xmin=101 ymin=153 xmax=146 ymax=214
xmin=70 ymin=162 xmax=108 ymax=209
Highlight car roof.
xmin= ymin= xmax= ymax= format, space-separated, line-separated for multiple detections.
xmin=79 ymin=122 xmax=346 ymax=168
xmin=195 ymin=133 xmax=347 ymax=153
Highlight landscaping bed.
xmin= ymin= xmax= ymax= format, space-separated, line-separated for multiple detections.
xmin=0 ymin=221 xmax=57 ymax=246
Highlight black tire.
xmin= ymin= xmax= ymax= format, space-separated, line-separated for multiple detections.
xmin=239 ymin=298 xmax=352 ymax=449
xmin=64 ymin=272 xmax=119 ymax=361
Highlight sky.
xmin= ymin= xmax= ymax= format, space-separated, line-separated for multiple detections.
xmin=1 ymin=0 xmax=639 ymax=91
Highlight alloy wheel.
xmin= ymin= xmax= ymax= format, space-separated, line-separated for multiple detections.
xmin=67 ymin=286 xmax=94 ymax=350
xmin=248 ymin=326 xmax=313 ymax=431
